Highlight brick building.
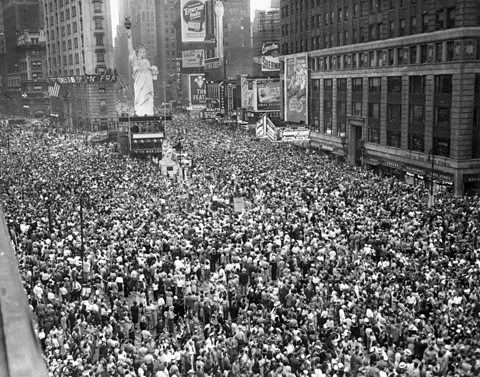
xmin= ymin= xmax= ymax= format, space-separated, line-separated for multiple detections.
xmin=42 ymin=0 xmax=116 ymax=131
xmin=280 ymin=0 xmax=480 ymax=195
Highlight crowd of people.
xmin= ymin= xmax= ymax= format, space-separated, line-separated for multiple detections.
xmin=0 ymin=116 xmax=479 ymax=377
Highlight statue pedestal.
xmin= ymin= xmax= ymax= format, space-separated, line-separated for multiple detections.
xmin=159 ymin=156 xmax=179 ymax=178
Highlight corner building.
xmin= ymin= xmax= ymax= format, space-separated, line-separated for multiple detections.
xmin=280 ymin=0 xmax=480 ymax=195
xmin=42 ymin=0 xmax=116 ymax=131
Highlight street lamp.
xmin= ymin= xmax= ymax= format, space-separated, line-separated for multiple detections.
xmin=79 ymin=191 xmax=90 ymax=283
xmin=427 ymin=148 xmax=435 ymax=207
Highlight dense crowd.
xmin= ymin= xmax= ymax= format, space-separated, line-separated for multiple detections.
xmin=0 ymin=116 xmax=479 ymax=377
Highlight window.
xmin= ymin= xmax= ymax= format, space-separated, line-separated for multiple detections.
xmin=99 ymin=99 xmax=107 ymax=113
xmin=399 ymin=19 xmax=406 ymax=36
xmin=72 ymin=6 xmax=76 ymax=17
xmin=389 ymin=21 xmax=395 ymax=38
xmin=409 ymin=76 xmax=425 ymax=93
xmin=352 ymin=101 xmax=362 ymax=116
xmin=387 ymin=76 xmax=402 ymax=93
xmin=388 ymin=49 xmax=394 ymax=65
xmin=420 ymin=44 xmax=428 ymax=63
xmin=67 ymin=24 xmax=71 ymax=34
xmin=74 ymin=37 xmax=78 ymax=48
xmin=387 ymin=104 xmax=401 ymax=123
xmin=436 ymin=10 xmax=444 ymax=30
xmin=67 ymin=39 xmax=72 ymax=49
xmin=410 ymin=46 xmax=417 ymax=64
xmin=66 ymin=9 xmax=70 ymax=19
xmin=422 ymin=14 xmax=429 ymax=32
xmin=353 ymin=2 xmax=359 ymax=18
xmin=324 ymin=79 xmax=333 ymax=91
xmin=73 ymin=22 xmax=78 ymax=33
xmin=338 ymin=8 xmax=342 ymax=23
xmin=446 ymin=7 xmax=455 ymax=29
xmin=369 ymin=77 xmax=381 ymax=92
xmin=411 ymin=16 xmax=417 ymax=34
xmin=94 ymin=1 xmax=102 ymax=13
xmin=408 ymin=134 xmax=424 ymax=152
xmin=433 ymin=137 xmax=450 ymax=157
xmin=369 ymin=128 xmax=380 ymax=143
xmin=435 ymin=43 xmax=443 ymax=62
xmin=447 ymin=41 xmax=454 ymax=61
xmin=337 ymin=123 xmax=346 ymax=137
xmin=435 ymin=75 xmax=452 ymax=93
xmin=368 ymin=102 xmax=380 ymax=119
xmin=96 ymin=34 xmax=104 ymax=46
xmin=435 ymin=107 xmax=451 ymax=126
xmin=345 ymin=7 xmax=349 ymax=21
xmin=387 ymin=131 xmax=401 ymax=147
xmin=95 ymin=18 xmax=103 ymax=29
xmin=337 ymin=100 xmax=347 ymax=115
xmin=352 ymin=78 xmax=363 ymax=92
xmin=96 ymin=51 xmax=105 ymax=62
xmin=409 ymin=105 xmax=425 ymax=123
xmin=75 ymin=52 xmax=79 ymax=64
xmin=337 ymin=78 xmax=347 ymax=92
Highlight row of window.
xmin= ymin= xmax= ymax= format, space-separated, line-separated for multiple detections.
xmin=299 ymin=40 xmax=475 ymax=72
xmin=284 ymin=7 xmax=455 ymax=39
xmin=315 ymin=75 xmax=451 ymax=95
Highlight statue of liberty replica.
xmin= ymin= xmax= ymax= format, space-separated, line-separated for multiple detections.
xmin=125 ymin=18 xmax=158 ymax=116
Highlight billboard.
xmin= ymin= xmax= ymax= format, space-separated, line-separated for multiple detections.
xmin=285 ymin=54 xmax=308 ymax=123
xmin=189 ymin=74 xmax=206 ymax=109
xmin=182 ymin=50 xmax=205 ymax=68
xmin=256 ymin=79 xmax=280 ymax=111
xmin=181 ymin=0 xmax=206 ymax=43
xmin=261 ymin=42 xmax=280 ymax=72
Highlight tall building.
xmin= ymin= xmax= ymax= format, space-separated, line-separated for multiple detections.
xmin=223 ymin=0 xmax=252 ymax=78
xmin=280 ymin=0 xmax=480 ymax=195
xmin=155 ymin=0 xmax=180 ymax=105
xmin=252 ymin=8 xmax=281 ymax=77
xmin=114 ymin=0 xmax=131 ymax=102
xmin=42 ymin=0 xmax=116 ymax=130
xmin=2 ymin=0 xmax=43 ymax=116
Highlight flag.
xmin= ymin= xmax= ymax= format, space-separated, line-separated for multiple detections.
xmin=48 ymin=82 xmax=60 ymax=97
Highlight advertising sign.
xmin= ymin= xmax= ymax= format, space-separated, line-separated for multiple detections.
xmin=241 ymin=76 xmax=249 ymax=109
xmin=189 ymin=74 xmax=206 ymax=109
xmin=261 ymin=42 xmax=280 ymax=72
xmin=205 ymin=57 xmax=221 ymax=70
xmin=182 ymin=50 xmax=205 ymax=68
xmin=285 ymin=54 xmax=308 ymax=123
xmin=181 ymin=0 xmax=206 ymax=43
xmin=227 ymin=84 xmax=234 ymax=112
xmin=256 ymin=79 xmax=281 ymax=111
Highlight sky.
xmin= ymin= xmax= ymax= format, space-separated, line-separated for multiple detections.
xmin=110 ymin=0 xmax=274 ymax=41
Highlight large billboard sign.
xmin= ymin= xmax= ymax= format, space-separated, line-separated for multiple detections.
xmin=285 ymin=54 xmax=308 ymax=123
xmin=182 ymin=50 xmax=205 ymax=68
xmin=189 ymin=74 xmax=206 ymax=109
xmin=261 ymin=42 xmax=280 ymax=72
xmin=256 ymin=79 xmax=280 ymax=111
xmin=181 ymin=0 xmax=206 ymax=43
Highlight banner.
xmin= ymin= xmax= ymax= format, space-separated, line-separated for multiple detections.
xmin=49 ymin=74 xmax=117 ymax=84
xmin=255 ymin=115 xmax=266 ymax=138
xmin=205 ymin=57 xmax=221 ymax=70
xmin=182 ymin=50 xmax=205 ymax=68
xmin=279 ymin=128 xmax=310 ymax=141
xmin=285 ymin=54 xmax=308 ymax=123
xmin=261 ymin=42 xmax=280 ymax=72
xmin=181 ymin=0 xmax=206 ymax=43
xmin=189 ymin=74 xmax=206 ymax=109
xmin=266 ymin=117 xmax=277 ymax=141
xmin=256 ymin=79 xmax=280 ymax=111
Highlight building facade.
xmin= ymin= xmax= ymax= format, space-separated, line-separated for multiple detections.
xmin=2 ymin=0 xmax=43 ymax=116
xmin=155 ymin=0 xmax=180 ymax=105
xmin=252 ymin=8 xmax=281 ymax=77
xmin=16 ymin=29 xmax=49 ymax=117
xmin=280 ymin=0 xmax=480 ymax=195
xmin=42 ymin=0 xmax=116 ymax=130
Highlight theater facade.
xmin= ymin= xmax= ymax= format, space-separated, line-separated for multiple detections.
xmin=280 ymin=0 xmax=480 ymax=195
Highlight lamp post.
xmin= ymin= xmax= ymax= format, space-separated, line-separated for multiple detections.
xmin=79 ymin=191 xmax=90 ymax=283
xmin=428 ymin=148 xmax=435 ymax=207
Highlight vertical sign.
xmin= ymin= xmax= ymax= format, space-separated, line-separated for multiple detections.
xmin=181 ymin=0 xmax=206 ymax=43
xmin=285 ymin=54 xmax=308 ymax=123
xmin=227 ymin=84 xmax=234 ymax=113
xmin=241 ymin=75 xmax=249 ymax=109
xmin=189 ymin=74 xmax=206 ymax=109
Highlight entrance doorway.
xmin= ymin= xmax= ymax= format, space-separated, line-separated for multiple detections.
xmin=347 ymin=117 xmax=365 ymax=166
